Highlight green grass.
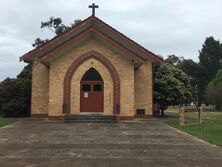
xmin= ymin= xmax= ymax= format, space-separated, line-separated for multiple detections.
xmin=164 ymin=110 xmax=222 ymax=147
xmin=0 ymin=118 xmax=16 ymax=127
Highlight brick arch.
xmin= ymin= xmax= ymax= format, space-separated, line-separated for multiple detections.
xmin=63 ymin=51 xmax=120 ymax=114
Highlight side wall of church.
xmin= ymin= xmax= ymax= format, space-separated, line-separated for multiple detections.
xmin=48 ymin=39 xmax=134 ymax=116
xmin=134 ymin=62 xmax=153 ymax=115
xmin=31 ymin=62 xmax=49 ymax=115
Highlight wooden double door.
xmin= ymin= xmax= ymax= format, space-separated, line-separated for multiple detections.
xmin=80 ymin=81 xmax=103 ymax=112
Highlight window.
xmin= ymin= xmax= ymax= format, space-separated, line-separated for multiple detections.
xmin=94 ymin=84 xmax=102 ymax=91
xmin=82 ymin=84 xmax=91 ymax=92
xmin=81 ymin=68 xmax=103 ymax=81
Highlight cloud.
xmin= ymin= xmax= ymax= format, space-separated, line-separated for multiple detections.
xmin=0 ymin=0 xmax=222 ymax=80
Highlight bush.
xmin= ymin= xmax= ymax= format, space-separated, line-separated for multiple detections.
xmin=154 ymin=63 xmax=192 ymax=115
xmin=206 ymin=69 xmax=222 ymax=110
xmin=0 ymin=78 xmax=31 ymax=117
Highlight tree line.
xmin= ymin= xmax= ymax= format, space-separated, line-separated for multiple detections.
xmin=163 ymin=37 xmax=222 ymax=110
xmin=0 ymin=17 xmax=221 ymax=117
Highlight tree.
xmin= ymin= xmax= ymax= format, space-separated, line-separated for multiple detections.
xmin=32 ymin=38 xmax=49 ymax=48
xmin=0 ymin=64 xmax=32 ymax=117
xmin=41 ymin=17 xmax=81 ymax=35
xmin=154 ymin=63 xmax=192 ymax=116
xmin=178 ymin=59 xmax=206 ymax=106
xmin=206 ymin=69 xmax=222 ymax=110
xmin=32 ymin=17 xmax=81 ymax=47
xmin=199 ymin=36 xmax=222 ymax=84
xmin=17 ymin=63 xmax=32 ymax=80
xmin=165 ymin=55 xmax=184 ymax=66
xmin=0 ymin=78 xmax=31 ymax=117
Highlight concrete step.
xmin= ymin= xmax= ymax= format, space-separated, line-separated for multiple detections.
xmin=64 ymin=115 xmax=117 ymax=123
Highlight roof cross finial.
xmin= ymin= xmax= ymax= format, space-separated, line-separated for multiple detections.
xmin=89 ymin=3 xmax=99 ymax=16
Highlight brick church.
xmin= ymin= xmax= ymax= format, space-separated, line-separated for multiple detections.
xmin=20 ymin=4 xmax=163 ymax=122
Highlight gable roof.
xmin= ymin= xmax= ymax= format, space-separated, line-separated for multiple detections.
xmin=20 ymin=16 xmax=163 ymax=64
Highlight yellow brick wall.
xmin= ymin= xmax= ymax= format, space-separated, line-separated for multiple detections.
xmin=134 ymin=62 xmax=153 ymax=115
xmin=31 ymin=62 xmax=49 ymax=115
xmin=48 ymin=39 xmax=134 ymax=116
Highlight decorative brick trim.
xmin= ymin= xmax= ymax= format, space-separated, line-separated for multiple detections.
xmin=116 ymin=116 xmax=134 ymax=122
xmin=31 ymin=114 xmax=48 ymax=118
xmin=134 ymin=114 xmax=153 ymax=118
xmin=63 ymin=51 xmax=120 ymax=115
xmin=48 ymin=116 xmax=65 ymax=122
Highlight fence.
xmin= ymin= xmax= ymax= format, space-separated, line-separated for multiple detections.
xmin=179 ymin=108 xmax=202 ymax=126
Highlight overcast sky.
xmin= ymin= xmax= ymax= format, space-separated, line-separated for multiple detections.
xmin=0 ymin=0 xmax=221 ymax=81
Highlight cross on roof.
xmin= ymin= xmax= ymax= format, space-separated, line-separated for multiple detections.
xmin=89 ymin=3 xmax=99 ymax=16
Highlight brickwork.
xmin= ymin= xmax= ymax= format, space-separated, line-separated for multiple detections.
xmin=31 ymin=62 xmax=49 ymax=115
xmin=134 ymin=62 xmax=153 ymax=115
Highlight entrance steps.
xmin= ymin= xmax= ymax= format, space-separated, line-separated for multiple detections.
xmin=64 ymin=114 xmax=117 ymax=123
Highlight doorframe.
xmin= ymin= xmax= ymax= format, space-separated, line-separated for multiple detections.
xmin=63 ymin=51 xmax=120 ymax=115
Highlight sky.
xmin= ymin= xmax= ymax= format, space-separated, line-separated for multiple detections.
xmin=0 ymin=0 xmax=222 ymax=81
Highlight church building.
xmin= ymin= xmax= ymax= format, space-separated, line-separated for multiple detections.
xmin=20 ymin=5 xmax=163 ymax=122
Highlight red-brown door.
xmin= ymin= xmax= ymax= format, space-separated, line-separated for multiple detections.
xmin=80 ymin=81 xmax=103 ymax=112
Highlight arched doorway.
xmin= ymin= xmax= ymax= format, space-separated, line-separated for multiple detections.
xmin=63 ymin=51 xmax=120 ymax=114
xmin=80 ymin=68 xmax=103 ymax=112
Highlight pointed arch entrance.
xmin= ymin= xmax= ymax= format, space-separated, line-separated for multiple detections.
xmin=63 ymin=51 xmax=120 ymax=115
xmin=80 ymin=68 xmax=103 ymax=112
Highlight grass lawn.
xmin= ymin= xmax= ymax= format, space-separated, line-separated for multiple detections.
xmin=164 ymin=110 xmax=222 ymax=147
xmin=0 ymin=118 xmax=16 ymax=127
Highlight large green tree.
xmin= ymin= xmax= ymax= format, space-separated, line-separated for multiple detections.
xmin=178 ymin=59 xmax=206 ymax=106
xmin=0 ymin=78 xmax=31 ymax=117
xmin=199 ymin=36 xmax=222 ymax=85
xmin=206 ymin=69 xmax=222 ymax=110
xmin=154 ymin=63 xmax=192 ymax=116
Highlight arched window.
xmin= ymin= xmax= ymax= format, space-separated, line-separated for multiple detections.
xmin=81 ymin=68 xmax=103 ymax=81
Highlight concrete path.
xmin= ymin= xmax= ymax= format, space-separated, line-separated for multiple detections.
xmin=0 ymin=119 xmax=222 ymax=167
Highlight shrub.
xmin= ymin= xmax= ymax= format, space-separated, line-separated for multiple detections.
xmin=206 ymin=69 xmax=222 ymax=110
xmin=0 ymin=78 xmax=31 ymax=117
